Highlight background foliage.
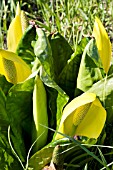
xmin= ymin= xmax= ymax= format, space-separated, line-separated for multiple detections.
xmin=0 ymin=0 xmax=113 ymax=170
xmin=0 ymin=0 xmax=113 ymax=49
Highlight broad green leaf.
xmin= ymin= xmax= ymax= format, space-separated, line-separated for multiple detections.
xmin=29 ymin=137 xmax=98 ymax=170
xmin=6 ymin=78 xmax=34 ymax=161
xmin=0 ymin=75 xmax=12 ymax=95
xmin=40 ymin=69 xmax=69 ymax=134
xmin=0 ymin=49 xmax=31 ymax=84
xmin=88 ymin=75 xmax=113 ymax=146
xmin=7 ymin=3 xmax=28 ymax=52
xmin=16 ymin=25 xmax=36 ymax=65
xmin=92 ymin=17 xmax=112 ymax=74
xmin=77 ymin=39 xmax=103 ymax=92
xmin=33 ymin=28 xmax=69 ymax=131
xmin=58 ymin=38 xmax=88 ymax=98
xmin=55 ymin=92 xmax=106 ymax=140
xmin=29 ymin=145 xmax=53 ymax=170
xmin=48 ymin=33 xmax=73 ymax=81
xmin=28 ymin=138 xmax=70 ymax=170
xmin=34 ymin=27 xmax=54 ymax=78
xmin=88 ymin=74 xmax=113 ymax=123
xmin=0 ymin=88 xmax=23 ymax=169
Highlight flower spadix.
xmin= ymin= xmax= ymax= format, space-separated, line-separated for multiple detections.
xmin=0 ymin=2 xmax=31 ymax=84
xmin=55 ymin=92 xmax=106 ymax=140
xmin=92 ymin=17 xmax=111 ymax=74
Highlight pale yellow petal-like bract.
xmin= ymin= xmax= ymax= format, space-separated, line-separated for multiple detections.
xmin=92 ymin=17 xmax=111 ymax=73
xmin=7 ymin=2 xmax=28 ymax=52
xmin=55 ymin=93 xmax=96 ymax=139
xmin=7 ymin=15 xmax=23 ymax=52
xmin=55 ymin=93 xmax=106 ymax=140
xmin=75 ymin=98 xmax=106 ymax=139
xmin=0 ymin=49 xmax=31 ymax=84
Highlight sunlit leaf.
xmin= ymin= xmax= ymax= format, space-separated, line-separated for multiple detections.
xmin=29 ymin=138 xmax=70 ymax=170
xmin=55 ymin=92 xmax=106 ymax=139
xmin=77 ymin=39 xmax=103 ymax=92
xmin=0 ymin=49 xmax=31 ymax=84
xmin=92 ymin=17 xmax=112 ymax=73
xmin=88 ymin=74 xmax=113 ymax=123
xmin=16 ymin=25 xmax=36 ymax=65
xmin=33 ymin=28 xmax=69 ymax=132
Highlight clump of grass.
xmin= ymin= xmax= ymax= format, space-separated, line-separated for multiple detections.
xmin=1 ymin=0 xmax=113 ymax=49
xmin=21 ymin=0 xmax=113 ymax=49
xmin=0 ymin=0 xmax=16 ymax=48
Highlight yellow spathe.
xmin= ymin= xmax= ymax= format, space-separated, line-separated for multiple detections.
xmin=7 ymin=15 xmax=23 ymax=52
xmin=0 ymin=3 xmax=31 ymax=84
xmin=7 ymin=2 xmax=28 ymax=52
xmin=0 ymin=49 xmax=31 ymax=84
xmin=92 ymin=17 xmax=111 ymax=74
xmin=55 ymin=92 xmax=106 ymax=140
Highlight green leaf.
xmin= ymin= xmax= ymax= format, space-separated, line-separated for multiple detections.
xmin=77 ymin=39 xmax=103 ymax=92
xmin=34 ymin=27 xmax=54 ymax=78
xmin=48 ymin=33 xmax=73 ymax=81
xmin=29 ymin=145 xmax=53 ymax=170
xmin=0 ymin=75 xmax=12 ymax=95
xmin=0 ymin=88 xmax=22 ymax=169
xmin=16 ymin=25 xmax=36 ymax=65
xmin=28 ymin=138 xmax=70 ymax=170
xmin=58 ymin=38 xmax=88 ymax=98
xmin=33 ymin=28 xmax=69 ymax=133
xmin=6 ymin=78 xmax=34 ymax=161
xmin=41 ymin=69 xmax=69 ymax=135
xmin=88 ymin=74 xmax=113 ymax=123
